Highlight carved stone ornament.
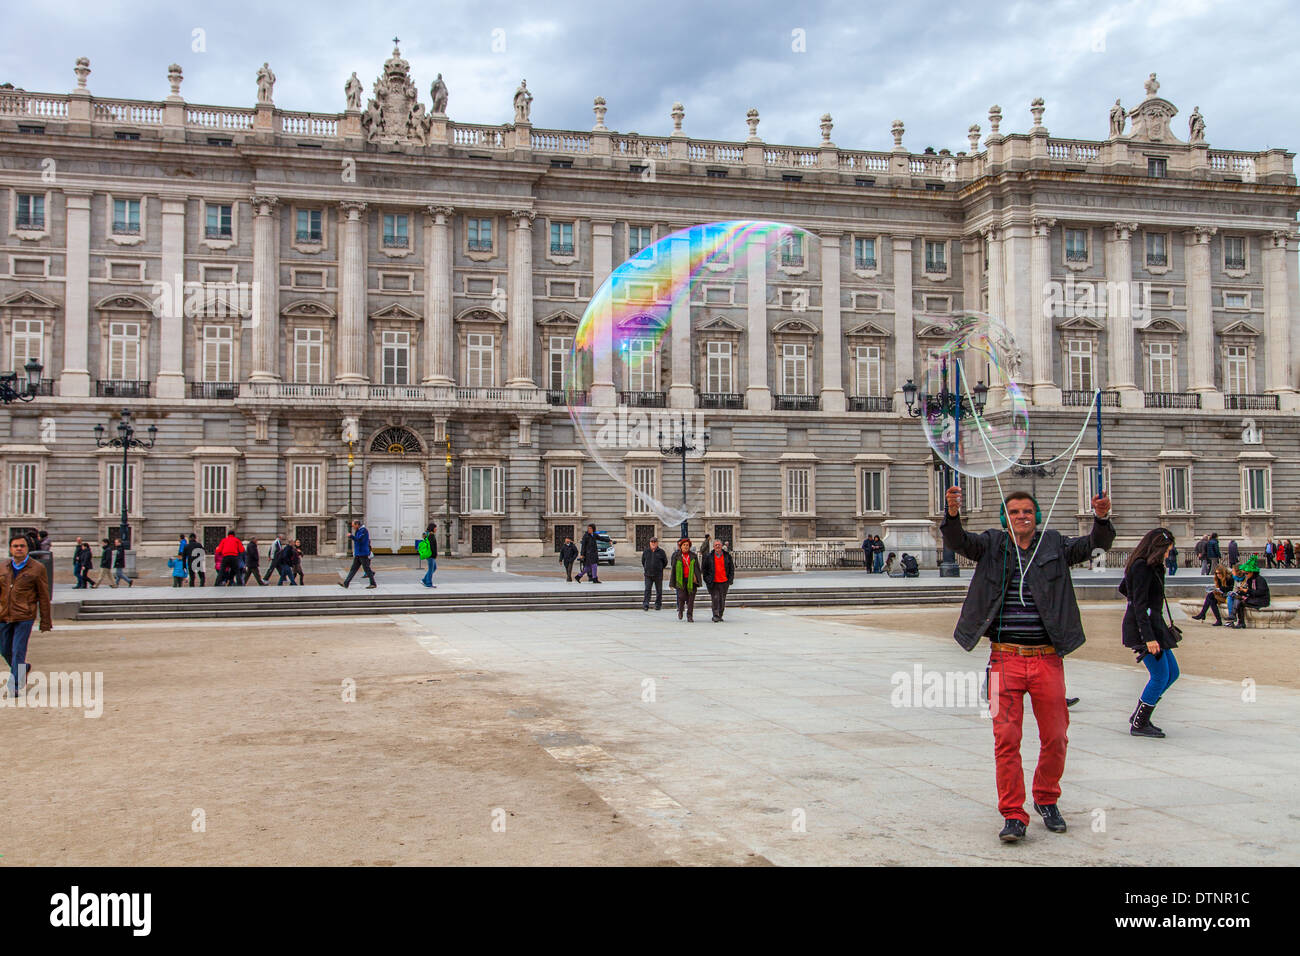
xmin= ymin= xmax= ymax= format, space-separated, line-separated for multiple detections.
xmin=361 ymin=45 xmax=432 ymax=145
xmin=430 ymin=74 xmax=448 ymax=114
xmin=345 ymin=72 xmax=363 ymax=111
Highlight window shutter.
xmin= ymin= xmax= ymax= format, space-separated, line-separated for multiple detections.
xmin=492 ymin=465 xmax=505 ymax=515
xmin=460 ymin=465 xmax=469 ymax=514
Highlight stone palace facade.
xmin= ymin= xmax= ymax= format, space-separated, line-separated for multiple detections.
xmin=1 ymin=51 xmax=1298 ymax=556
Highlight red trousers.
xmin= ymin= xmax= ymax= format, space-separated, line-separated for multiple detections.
xmin=989 ymin=650 xmax=1069 ymax=824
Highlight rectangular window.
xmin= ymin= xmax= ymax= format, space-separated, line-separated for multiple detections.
xmin=1146 ymin=342 xmax=1175 ymax=392
xmin=381 ymin=330 xmax=410 ymax=385
xmin=467 ymin=333 xmax=494 ymax=387
xmin=710 ymin=467 xmax=735 ymax=515
xmin=1145 ymin=233 xmax=1167 ymax=266
xmin=628 ymin=226 xmax=652 ymax=257
xmin=205 ymin=204 xmax=233 ymax=238
xmin=292 ymin=463 xmax=320 ymax=515
xmin=785 ymin=468 xmax=811 ymax=515
xmin=202 ymin=325 xmax=234 ymax=381
xmin=293 ymin=328 xmax=324 ymax=383
xmin=383 ymin=213 xmax=409 ymax=248
xmin=550 ymin=221 xmax=574 ymax=255
xmin=782 ymin=343 xmax=808 ymax=395
xmin=11 ymin=318 xmax=43 ymax=373
xmin=1081 ymin=464 xmax=1112 ymax=510
xmin=8 ymin=463 xmax=38 ymax=516
xmin=1148 ymin=157 xmax=1167 ymax=178
xmin=1066 ymin=339 xmax=1093 ymax=392
xmin=201 ymin=463 xmax=231 ymax=516
xmin=113 ymin=198 xmax=142 ymax=235
xmin=548 ymin=335 xmax=572 ymax=390
xmin=1065 ymin=228 xmax=1088 ymax=262
xmin=1243 ymin=467 xmax=1271 ymax=513
xmin=706 ymin=341 xmax=733 ymax=393
xmin=934 ymin=470 xmax=980 ymax=515
xmin=468 ymin=466 xmax=501 ymax=513
xmin=1225 ymin=346 xmax=1249 ymax=394
xmin=106 ymin=463 xmax=136 ymax=515
xmin=296 ymin=209 xmax=322 ymax=243
xmin=854 ymin=345 xmax=882 ymax=397
xmin=780 ymin=232 xmax=804 ymax=267
xmin=1224 ymin=292 xmax=1249 ymax=309
xmin=108 ymin=321 xmax=141 ymax=380
xmin=631 ymin=466 xmax=657 ymax=515
xmin=1163 ymin=466 xmax=1190 ymax=514
xmin=549 ymin=465 xmax=576 ymax=515
xmin=16 ymin=193 xmax=45 ymax=228
xmin=924 ymin=240 xmax=947 ymax=273
xmin=853 ymin=237 xmax=876 ymax=270
xmin=861 ymin=469 xmax=885 ymax=513
xmin=626 ymin=337 xmax=657 ymax=392
xmin=467 ymin=218 xmax=492 ymax=252
xmin=1224 ymin=235 xmax=1246 ymax=270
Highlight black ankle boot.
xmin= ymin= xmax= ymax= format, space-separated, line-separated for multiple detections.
xmin=1130 ymin=701 xmax=1165 ymax=738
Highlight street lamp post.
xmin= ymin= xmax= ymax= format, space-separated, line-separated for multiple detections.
xmin=903 ymin=359 xmax=988 ymax=578
xmin=656 ymin=424 xmax=709 ymax=541
xmin=444 ymin=435 xmax=453 ymax=558
xmin=1009 ymin=440 xmax=1056 ymax=503
xmin=0 ymin=358 xmax=43 ymax=404
xmin=347 ymin=440 xmax=355 ymax=527
xmin=93 ymin=408 xmax=157 ymax=550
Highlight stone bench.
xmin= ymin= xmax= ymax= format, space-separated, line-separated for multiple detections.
xmin=1177 ymin=598 xmax=1299 ymax=628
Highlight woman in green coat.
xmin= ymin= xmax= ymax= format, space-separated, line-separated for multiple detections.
xmin=670 ymin=537 xmax=703 ymax=622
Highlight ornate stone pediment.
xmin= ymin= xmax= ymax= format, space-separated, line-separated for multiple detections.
xmin=1 ymin=289 xmax=58 ymax=309
xmin=696 ymin=315 xmax=744 ymax=334
xmin=538 ymin=309 xmax=581 ymax=326
xmin=845 ymin=319 xmax=891 ymax=338
xmin=1128 ymin=97 xmax=1182 ymax=145
xmin=915 ymin=323 xmax=957 ymax=340
xmin=456 ymin=307 xmax=505 ymax=324
xmin=282 ymin=299 xmax=337 ymax=318
xmin=370 ymin=302 xmax=420 ymax=321
xmin=94 ymin=293 xmax=152 ymax=311
xmin=1056 ymin=315 xmax=1107 ymax=332
xmin=1143 ymin=317 xmax=1184 ymax=334
xmin=772 ymin=318 xmax=816 ymax=335
xmin=1220 ymin=320 xmax=1260 ymax=338
xmin=360 ymin=44 xmax=433 ymax=146
xmin=616 ymin=312 xmax=667 ymax=333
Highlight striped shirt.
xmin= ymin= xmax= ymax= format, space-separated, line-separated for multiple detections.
xmin=987 ymin=543 xmax=1050 ymax=646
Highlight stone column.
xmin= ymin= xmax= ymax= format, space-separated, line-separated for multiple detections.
xmin=590 ymin=220 xmax=616 ymax=406
xmin=336 ymin=201 xmax=368 ymax=383
xmin=154 ymin=196 xmax=188 ymax=398
xmin=961 ymin=236 xmax=988 ymax=387
xmin=744 ymin=231 xmax=772 ymax=410
xmin=983 ymin=227 xmax=1004 ymax=404
xmin=1002 ymin=220 xmax=1033 ymax=389
xmin=60 ymin=191 xmax=92 ymax=396
xmin=1263 ymin=229 xmax=1300 ymax=410
xmin=423 ymin=205 xmax=454 ymax=384
xmin=819 ymin=233 xmax=845 ymax=412
xmin=891 ymin=236 xmax=915 ymax=410
xmin=506 ymin=210 xmax=536 ymax=389
xmin=249 ymin=195 xmax=280 ymax=382
xmin=1030 ymin=217 xmax=1060 ymax=405
xmin=1105 ymin=221 xmax=1141 ymax=407
xmin=668 ymin=231 xmax=694 ymax=408
xmin=1185 ymin=225 xmax=1223 ymax=408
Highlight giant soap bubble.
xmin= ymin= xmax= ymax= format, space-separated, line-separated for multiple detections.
xmin=920 ymin=311 xmax=1029 ymax=479
xmin=565 ymin=221 xmax=819 ymax=530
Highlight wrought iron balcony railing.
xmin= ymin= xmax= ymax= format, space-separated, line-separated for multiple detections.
xmin=849 ymin=395 xmax=893 ymax=412
xmin=96 ymin=380 xmax=150 ymax=398
xmin=112 ymin=221 xmax=141 ymax=235
xmin=1065 ymin=249 xmax=1089 ymax=262
xmin=295 ymin=230 xmax=322 ymax=243
xmin=1063 ymin=389 xmax=1120 ymax=407
xmin=383 ymin=235 xmax=409 ymax=248
xmin=619 ymin=390 xmax=666 ymax=408
xmin=1225 ymin=393 xmax=1279 ymax=410
xmin=774 ymin=394 xmax=819 ymax=411
xmin=190 ymin=382 xmax=240 ymax=399
xmin=1225 ymin=257 xmax=1246 ymax=270
xmin=204 ymin=225 xmax=233 ymax=239
xmin=547 ymin=389 xmax=588 ymax=406
xmin=1144 ymin=391 xmax=1201 ymax=409
xmin=467 ymin=239 xmax=492 ymax=252
xmin=924 ymin=260 xmax=947 ymax=273
xmin=1146 ymin=253 xmax=1168 ymax=266
xmin=853 ymin=257 xmax=877 ymax=270
xmin=550 ymin=243 xmax=575 ymax=255
xmin=16 ymin=216 xmax=45 ymax=230
xmin=699 ymin=392 xmax=744 ymax=409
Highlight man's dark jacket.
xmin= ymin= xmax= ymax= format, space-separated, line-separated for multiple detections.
xmin=701 ymin=548 xmax=735 ymax=588
xmin=641 ymin=546 xmax=668 ymax=579
xmin=559 ymin=541 xmax=578 ymax=565
xmin=579 ymin=532 xmax=599 ymax=565
xmin=940 ymin=511 xmax=1115 ymax=656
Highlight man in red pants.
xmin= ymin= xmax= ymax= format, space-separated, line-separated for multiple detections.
xmin=942 ymin=485 xmax=1113 ymax=843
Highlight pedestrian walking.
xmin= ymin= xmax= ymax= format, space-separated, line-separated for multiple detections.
xmin=1164 ymin=545 xmax=1178 ymax=576
xmin=291 ymin=540 xmax=306 ymax=585
xmin=872 ymin=535 xmax=886 ymax=573
xmin=214 ymin=531 xmax=245 ymax=586
xmin=559 ymin=535 xmax=578 ymax=582
xmin=167 ymin=554 xmax=186 ymax=587
xmin=862 ymin=536 xmax=872 ymax=572
xmin=420 ymin=523 xmax=438 ymax=588
xmin=702 ymin=537 xmax=736 ymax=622
xmin=0 ymin=533 xmax=53 ymax=695
xmin=340 ymin=520 xmax=377 ymax=589
xmin=72 ymin=537 xmax=92 ymax=589
xmin=941 ymin=484 xmax=1115 ymax=843
xmin=670 ymin=536 xmax=702 ymax=622
xmin=1120 ymin=528 xmax=1182 ymax=738
xmin=1205 ymin=533 xmax=1220 ymax=572
xmin=187 ymin=539 xmax=207 ymax=587
xmin=245 ymin=536 xmax=266 ymax=585
xmin=96 ymin=537 xmax=113 ymax=588
xmin=1264 ymin=539 xmax=1275 ymax=569
xmin=1193 ymin=535 xmax=1208 ymax=574
xmin=271 ymin=539 xmax=297 ymax=585
xmin=1227 ymin=539 xmax=1239 ymax=567
xmin=111 ymin=537 xmax=132 ymax=587
xmin=1287 ymin=539 xmax=1296 ymax=569
xmin=1229 ymin=555 xmax=1270 ymax=628
xmin=574 ymin=524 xmax=600 ymax=583
xmin=640 ymin=536 xmax=668 ymax=611
xmin=269 ymin=534 xmax=286 ymax=569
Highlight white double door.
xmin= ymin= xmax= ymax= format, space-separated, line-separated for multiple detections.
xmin=366 ymin=462 xmax=426 ymax=553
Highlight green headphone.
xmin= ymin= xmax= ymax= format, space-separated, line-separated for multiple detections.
xmin=999 ymin=495 xmax=1043 ymax=529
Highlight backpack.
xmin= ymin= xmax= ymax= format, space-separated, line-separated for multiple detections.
xmin=900 ymin=553 xmax=919 ymax=576
xmin=417 ymin=536 xmax=432 ymax=559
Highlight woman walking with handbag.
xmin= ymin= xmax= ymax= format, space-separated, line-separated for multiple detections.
xmin=1119 ymin=528 xmax=1182 ymax=738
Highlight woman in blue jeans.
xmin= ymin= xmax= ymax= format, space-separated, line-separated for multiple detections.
xmin=421 ymin=522 xmax=438 ymax=588
xmin=1119 ymin=527 xmax=1181 ymax=738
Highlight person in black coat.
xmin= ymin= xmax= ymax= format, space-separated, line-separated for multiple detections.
xmin=272 ymin=541 xmax=298 ymax=586
xmin=1120 ymin=528 xmax=1181 ymax=738
xmin=575 ymin=524 xmax=600 ymax=583
xmin=559 ymin=536 xmax=579 ymax=582
xmin=1229 ymin=556 xmax=1269 ymax=628
xmin=700 ymin=538 xmax=736 ymax=622
xmin=641 ymin=536 xmax=668 ymax=610
xmin=245 ymin=536 xmax=266 ymax=586
xmin=96 ymin=538 xmax=112 ymax=588
xmin=72 ymin=538 xmax=94 ymax=588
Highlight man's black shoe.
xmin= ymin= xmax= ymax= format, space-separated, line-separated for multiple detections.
xmin=1033 ymin=802 xmax=1067 ymax=832
xmin=1065 ymin=697 xmax=1079 ymax=707
xmin=998 ymin=819 xmax=1027 ymax=842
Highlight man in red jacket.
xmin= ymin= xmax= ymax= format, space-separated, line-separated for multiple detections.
xmin=214 ymin=531 xmax=246 ymax=587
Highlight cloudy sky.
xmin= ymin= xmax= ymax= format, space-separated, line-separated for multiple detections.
xmin=3 ymin=0 xmax=1296 ymax=154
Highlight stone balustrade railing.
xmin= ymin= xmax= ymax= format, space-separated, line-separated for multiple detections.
xmin=242 ymin=382 xmax=547 ymax=404
xmin=2 ymin=85 xmax=1292 ymax=184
